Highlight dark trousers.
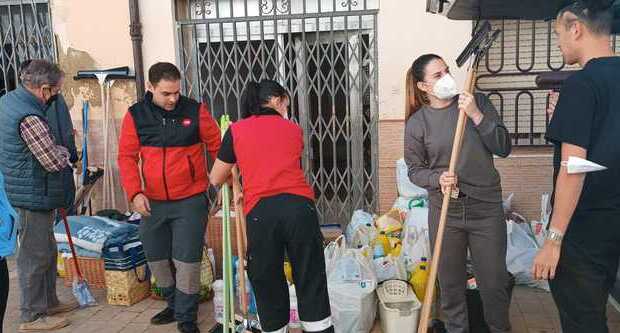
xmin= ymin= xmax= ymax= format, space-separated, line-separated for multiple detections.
xmin=428 ymin=196 xmax=511 ymax=333
xmin=140 ymin=193 xmax=209 ymax=323
xmin=549 ymin=212 xmax=620 ymax=333
xmin=246 ymin=194 xmax=333 ymax=333
xmin=1 ymin=257 xmax=8 ymax=333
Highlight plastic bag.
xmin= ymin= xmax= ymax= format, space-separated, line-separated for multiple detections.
xmin=212 ymin=280 xmax=224 ymax=324
xmin=324 ymin=235 xmax=346 ymax=273
xmin=328 ymin=249 xmax=377 ymax=333
xmin=372 ymin=255 xmax=407 ymax=283
xmin=375 ymin=209 xmax=403 ymax=235
xmin=350 ymin=223 xmax=377 ymax=249
xmin=393 ymin=196 xmax=427 ymax=214
xmin=400 ymin=207 xmax=431 ymax=272
xmin=505 ymin=221 xmax=549 ymax=291
xmin=530 ymin=193 xmax=551 ymax=247
xmin=345 ymin=210 xmax=374 ymax=246
xmin=289 ymin=284 xmax=301 ymax=329
xmin=396 ymin=158 xmax=428 ymax=199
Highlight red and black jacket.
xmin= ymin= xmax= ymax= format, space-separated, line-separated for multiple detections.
xmin=118 ymin=92 xmax=221 ymax=202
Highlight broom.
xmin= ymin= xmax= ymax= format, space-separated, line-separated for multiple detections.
xmin=59 ymin=208 xmax=97 ymax=307
xmin=417 ymin=21 xmax=501 ymax=333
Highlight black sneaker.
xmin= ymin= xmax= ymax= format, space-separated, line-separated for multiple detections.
xmin=178 ymin=321 xmax=200 ymax=333
xmin=150 ymin=308 xmax=176 ymax=325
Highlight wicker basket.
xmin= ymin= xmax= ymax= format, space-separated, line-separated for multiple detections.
xmin=63 ymin=257 xmax=106 ymax=289
xmin=150 ymin=247 xmax=214 ymax=303
xmin=105 ymin=264 xmax=151 ymax=306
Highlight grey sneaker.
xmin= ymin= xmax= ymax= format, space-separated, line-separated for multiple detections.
xmin=18 ymin=316 xmax=70 ymax=331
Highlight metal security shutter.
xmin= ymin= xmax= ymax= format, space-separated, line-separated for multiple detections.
xmin=176 ymin=0 xmax=379 ymax=225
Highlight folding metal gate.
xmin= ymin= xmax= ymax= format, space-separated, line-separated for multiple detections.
xmin=176 ymin=0 xmax=379 ymax=225
xmin=0 ymin=0 xmax=55 ymax=96
xmin=476 ymin=20 xmax=620 ymax=146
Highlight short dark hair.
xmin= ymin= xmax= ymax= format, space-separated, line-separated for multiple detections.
xmin=148 ymin=62 xmax=181 ymax=85
xmin=19 ymin=59 xmax=64 ymax=89
xmin=558 ymin=1 xmax=615 ymax=35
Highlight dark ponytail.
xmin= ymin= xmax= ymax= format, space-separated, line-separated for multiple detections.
xmin=406 ymin=54 xmax=442 ymax=120
xmin=240 ymin=79 xmax=288 ymax=119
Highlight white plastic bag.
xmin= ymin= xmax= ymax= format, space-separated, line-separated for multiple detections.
xmin=345 ymin=210 xmax=374 ymax=247
xmin=350 ymin=223 xmax=377 ymax=249
xmin=392 ymin=196 xmax=427 ymax=214
xmin=505 ymin=221 xmax=549 ymax=291
xmin=212 ymin=280 xmax=224 ymax=324
xmin=372 ymin=255 xmax=407 ymax=283
xmin=289 ymin=284 xmax=301 ymax=329
xmin=324 ymin=235 xmax=346 ymax=273
xmin=530 ymin=193 xmax=551 ymax=247
xmin=400 ymin=207 xmax=431 ymax=272
xmin=396 ymin=158 xmax=428 ymax=199
xmin=328 ymin=249 xmax=377 ymax=333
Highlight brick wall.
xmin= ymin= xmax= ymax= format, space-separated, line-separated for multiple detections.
xmin=377 ymin=120 xmax=553 ymax=221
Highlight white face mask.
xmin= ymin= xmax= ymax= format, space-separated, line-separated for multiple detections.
xmin=561 ymin=156 xmax=607 ymax=174
xmin=432 ymin=74 xmax=458 ymax=100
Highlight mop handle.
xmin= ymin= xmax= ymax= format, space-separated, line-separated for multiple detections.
xmin=231 ymin=167 xmax=248 ymax=315
xmin=59 ymin=208 xmax=84 ymax=281
xmin=417 ymin=67 xmax=477 ymax=333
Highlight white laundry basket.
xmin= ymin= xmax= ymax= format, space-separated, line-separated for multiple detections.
xmin=377 ymin=280 xmax=421 ymax=333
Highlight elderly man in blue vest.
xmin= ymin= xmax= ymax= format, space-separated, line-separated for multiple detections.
xmin=0 ymin=59 xmax=78 ymax=331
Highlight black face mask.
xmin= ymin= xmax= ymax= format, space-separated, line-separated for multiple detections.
xmin=45 ymin=93 xmax=58 ymax=107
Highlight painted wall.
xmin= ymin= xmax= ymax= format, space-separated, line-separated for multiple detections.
xmin=377 ymin=0 xmax=471 ymax=121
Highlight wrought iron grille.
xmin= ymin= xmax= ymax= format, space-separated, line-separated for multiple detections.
xmin=176 ymin=0 xmax=379 ymax=225
xmin=0 ymin=0 xmax=54 ymax=96
xmin=476 ymin=20 xmax=620 ymax=146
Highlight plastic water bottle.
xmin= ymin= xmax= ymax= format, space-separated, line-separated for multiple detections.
xmin=373 ymin=242 xmax=385 ymax=259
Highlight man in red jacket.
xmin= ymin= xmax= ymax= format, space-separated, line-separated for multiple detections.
xmin=118 ymin=62 xmax=221 ymax=333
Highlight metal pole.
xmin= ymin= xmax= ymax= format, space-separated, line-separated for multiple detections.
xmin=129 ymin=0 xmax=145 ymax=100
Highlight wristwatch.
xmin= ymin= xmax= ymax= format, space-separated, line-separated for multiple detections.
xmin=545 ymin=228 xmax=564 ymax=244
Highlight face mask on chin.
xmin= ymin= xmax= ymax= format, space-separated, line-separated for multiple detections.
xmin=45 ymin=94 xmax=58 ymax=107
xmin=432 ymin=74 xmax=459 ymax=100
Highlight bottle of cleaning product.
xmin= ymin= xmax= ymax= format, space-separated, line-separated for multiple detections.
xmin=410 ymin=257 xmax=429 ymax=302
xmin=373 ymin=242 xmax=385 ymax=259
xmin=284 ymin=260 xmax=293 ymax=284
xmin=376 ymin=231 xmax=391 ymax=255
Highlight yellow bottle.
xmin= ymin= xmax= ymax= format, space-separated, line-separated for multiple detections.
xmin=410 ymin=257 xmax=429 ymax=302
xmin=375 ymin=231 xmax=391 ymax=256
xmin=390 ymin=243 xmax=402 ymax=257
xmin=284 ymin=261 xmax=293 ymax=284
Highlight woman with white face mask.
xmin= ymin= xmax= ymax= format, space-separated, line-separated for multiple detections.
xmin=404 ymin=54 xmax=512 ymax=333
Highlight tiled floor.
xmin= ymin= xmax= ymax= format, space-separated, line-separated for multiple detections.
xmin=3 ymin=259 xmax=620 ymax=332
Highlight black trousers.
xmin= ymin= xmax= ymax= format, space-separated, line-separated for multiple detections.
xmin=549 ymin=212 xmax=620 ymax=333
xmin=1 ymin=257 xmax=8 ymax=333
xmin=246 ymin=194 xmax=333 ymax=333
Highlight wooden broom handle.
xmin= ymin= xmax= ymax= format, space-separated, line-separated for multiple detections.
xmin=417 ymin=68 xmax=477 ymax=333
xmin=231 ymin=167 xmax=248 ymax=315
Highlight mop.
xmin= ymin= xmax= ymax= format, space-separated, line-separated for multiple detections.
xmin=417 ymin=21 xmax=501 ymax=333
xmin=74 ymin=67 xmax=134 ymax=211
xmin=58 ymin=207 xmax=97 ymax=307
xmin=210 ymin=115 xmax=261 ymax=333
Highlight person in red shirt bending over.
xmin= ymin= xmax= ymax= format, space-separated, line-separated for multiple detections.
xmin=210 ymin=80 xmax=334 ymax=333
xmin=118 ymin=62 xmax=221 ymax=333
